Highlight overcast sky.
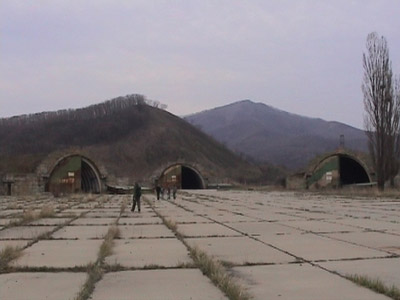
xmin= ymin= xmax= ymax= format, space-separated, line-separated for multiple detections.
xmin=1 ymin=1 xmax=399 ymax=129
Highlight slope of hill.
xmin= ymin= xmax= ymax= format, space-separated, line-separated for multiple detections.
xmin=0 ymin=95 xmax=264 ymax=184
xmin=185 ymin=100 xmax=368 ymax=170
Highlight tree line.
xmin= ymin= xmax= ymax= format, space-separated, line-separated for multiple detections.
xmin=0 ymin=94 xmax=167 ymax=127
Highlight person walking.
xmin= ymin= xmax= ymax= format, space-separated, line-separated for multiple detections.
xmin=131 ymin=182 xmax=142 ymax=212
xmin=172 ymin=185 xmax=177 ymax=200
xmin=155 ymin=184 xmax=161 ymax=200
xmin=161 ymin=186 xmax=165 ymax=200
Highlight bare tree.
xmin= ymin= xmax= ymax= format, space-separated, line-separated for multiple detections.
xmin=389 ymin=76 xmax=400 ymax=186
xmin=362 ymin=32 xmax=394 ymax=190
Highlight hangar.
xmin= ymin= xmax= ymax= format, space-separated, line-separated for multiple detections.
xmin=45 ymin=155 xmax=103 ymax=195
xmin=306 ymin=151 xmax=372 ymax=189
xmin=158 ymin=164 xmax=206 ymax=189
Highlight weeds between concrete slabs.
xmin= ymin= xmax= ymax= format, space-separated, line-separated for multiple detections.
xmin=74 ymin=197 xmax=123 ymax=300
xmin=346 ymin=274 xmax=400 ymax=300
xmin=146 ymin=198 xmax=251 ymax=300
xmin=0 ymin=245 xmax=22 ymax=271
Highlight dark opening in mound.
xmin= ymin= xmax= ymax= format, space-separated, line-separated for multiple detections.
xmin=181 ymin=166 xmax=204 ymax=189
xmin=339 ymin=156 xmax=370 ymax=185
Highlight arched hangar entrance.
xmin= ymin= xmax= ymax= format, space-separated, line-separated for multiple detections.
xmin=159 ymin=164 xmax=205 ymax=189
xmin=46 ymin=155 xmax=102 ymax=195
xmin=307 ymin=153 xmax=371 ymax=188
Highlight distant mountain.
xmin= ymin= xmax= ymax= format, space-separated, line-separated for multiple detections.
xmin=185 ymin=100 xmax=368 ymax=170
xmin=0 ymin=95 xmax=263 ymax=184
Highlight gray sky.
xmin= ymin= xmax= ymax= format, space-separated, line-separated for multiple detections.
xmin=1 ymin=1 xmax=399 ymax=129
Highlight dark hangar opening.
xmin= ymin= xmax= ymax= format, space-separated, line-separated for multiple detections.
xmin=181 ymin=166 xmax=204 ymax=189
xmin=159 ymin=164 xmax=205 ymax=190
xmin=81 ymin=160 xmax=100 ymax=193
xmin=47 ymin=156 xmax=101 ymax=195
xmin=339 ymin=156 xmax=370 ymax=185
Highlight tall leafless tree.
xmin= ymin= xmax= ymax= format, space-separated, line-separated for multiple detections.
xmin=389 ymin=76 xmax=400 ymax=186
xmin=362 ymin=32 xmax=396 ymax=190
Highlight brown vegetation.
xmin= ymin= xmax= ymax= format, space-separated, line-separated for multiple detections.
xmin=0 ymin=95 xmax=263 ymax=185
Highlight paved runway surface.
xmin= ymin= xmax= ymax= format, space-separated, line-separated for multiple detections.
xmin=1 ymin=190 xmax=399 ymax=299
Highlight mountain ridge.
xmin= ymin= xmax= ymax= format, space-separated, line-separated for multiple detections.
xmin=185 ymin=100 xmax=368 ymax=170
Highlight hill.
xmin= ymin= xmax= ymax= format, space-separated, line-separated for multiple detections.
xmin=0 ymin=95 xmax=264 ymax=185
xmin=185 ymin=100 xmax=368 ymax=170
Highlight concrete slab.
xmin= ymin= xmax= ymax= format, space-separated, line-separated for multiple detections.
xmin=71 ymin=217 xmax=117 ymax=225
xmin=229 ymin=221 xmax=302 ymax=236
xmin=105 ymin=238 xmax=192 ymax=268
xmin=51 ymin=225 xmax=109 ymax=240
xmin=258 ymin=232 xmax=389 ymax=261
xmin=319 ymin=257 xmax=400 ymax=288
xmin=0 ymin=272 xmax=87 ymax=300
xmin=118 ymin=216 xmax=162 ymax=225
xmin=90 ymin=269 xmax=228 ymax=300
xmin=278 ymin=220 xmax=358 ymax=233
xmin=60 ymin=208 xmax=89 ymax=215
xmin=0 ymin=219 xmax=16 ymax=226
xmin=335 ymin=218 xmax=400 ymax=231
xmin=0 ymin=226 xmax=56 ymax=240
xmin=119 ymin=225 xmax=174 ymax=239
xmin=12 ymin=240 xmax=102 ymax=268
xmin=324 ymin=231 xmax=400 ymax=255
xmin=29 ymin=218 xmax=71 ymax=226
xmin=170 ymin=215 xmax=212 ymax=224
xmin=186 ymin=236 xmax=294 ymax=265
xmin=85 ymin=211 xmax=120 ymax=218
xmin=0 ymin=240 xmax=29 ymax=251
xmin=0 ymin=209 xmax=21 ymax=217
xmin=232 ymin=264 xmax=390 ymax=300
xmin=206 ymin=213 xmax=256 ymax=223
xmin=177 ymin=223 xmax=241 ymax=237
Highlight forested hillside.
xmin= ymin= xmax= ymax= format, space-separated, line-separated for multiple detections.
xmin=0 ymin=95 xmax=270 ymax=184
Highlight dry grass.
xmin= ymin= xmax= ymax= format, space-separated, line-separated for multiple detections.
xmin=346 ymin=274 xmax=400 ymax=300
xmin=98 ymin=225 xmax=120 ymax=260
xmin=190 ymin=246 xmax=251 ymax=300
xmin=150 ymin=202 xmax=250 ymax=300
xmin=39 ymin=205 xmax=55 ymax=218
xmin=21 ymin=209 xmax=37 ymax=223
xmin=0 ymin=245 xmax=23 ymax=270
xmin=74 ymin=225 xmax=120 ymax=300
xmin=6 ymin=202 xmax=18 ymax=209
xmin=8 ymin=205 xmax=55 ymax=228
xmin=120 ymin=200 xmax=128 ymax=215
xmin=163 ymin=218 xmax=178 ymax=232
xmin=74 ymin=264 xmax=103 ymax=300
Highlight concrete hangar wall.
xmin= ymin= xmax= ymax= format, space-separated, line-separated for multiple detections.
xmin=287 ymin=150 xmax=373 ymax=190
xmin=1 ymin=151 xmax=207 ymax=196
xmin=1 ymin=152 xmax=108 ymax=196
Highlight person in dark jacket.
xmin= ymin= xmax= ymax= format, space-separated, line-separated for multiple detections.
xmin=155 ymin=184 xmax=161 ymax=200
xmin=131 ymin=182 xmax=142 ymax=212
xmin=172 ymin=185 xmax=177 ymax=200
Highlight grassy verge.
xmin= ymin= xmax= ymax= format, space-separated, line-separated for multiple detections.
xmin=346 ymin=274 xmax=400 ymax=300
xmin=39 ymin=205 xmax=55 ymax=218
xmin=146 ymin=198 xmax=251 ymax=300
xmin=98 ymin=226 xmax=120 ymax=262
xmin=8 ymin=204 xmax=56 ymax=228
xmin=74 ymin=225 xmax=120 ymax=300
xmin=0 ymin=245 xmax=23 ymax=271
xmin=74 ymin=264 xmax=103 ymax=300
xmin=190 ymin=246 xmax=251 ymax=300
